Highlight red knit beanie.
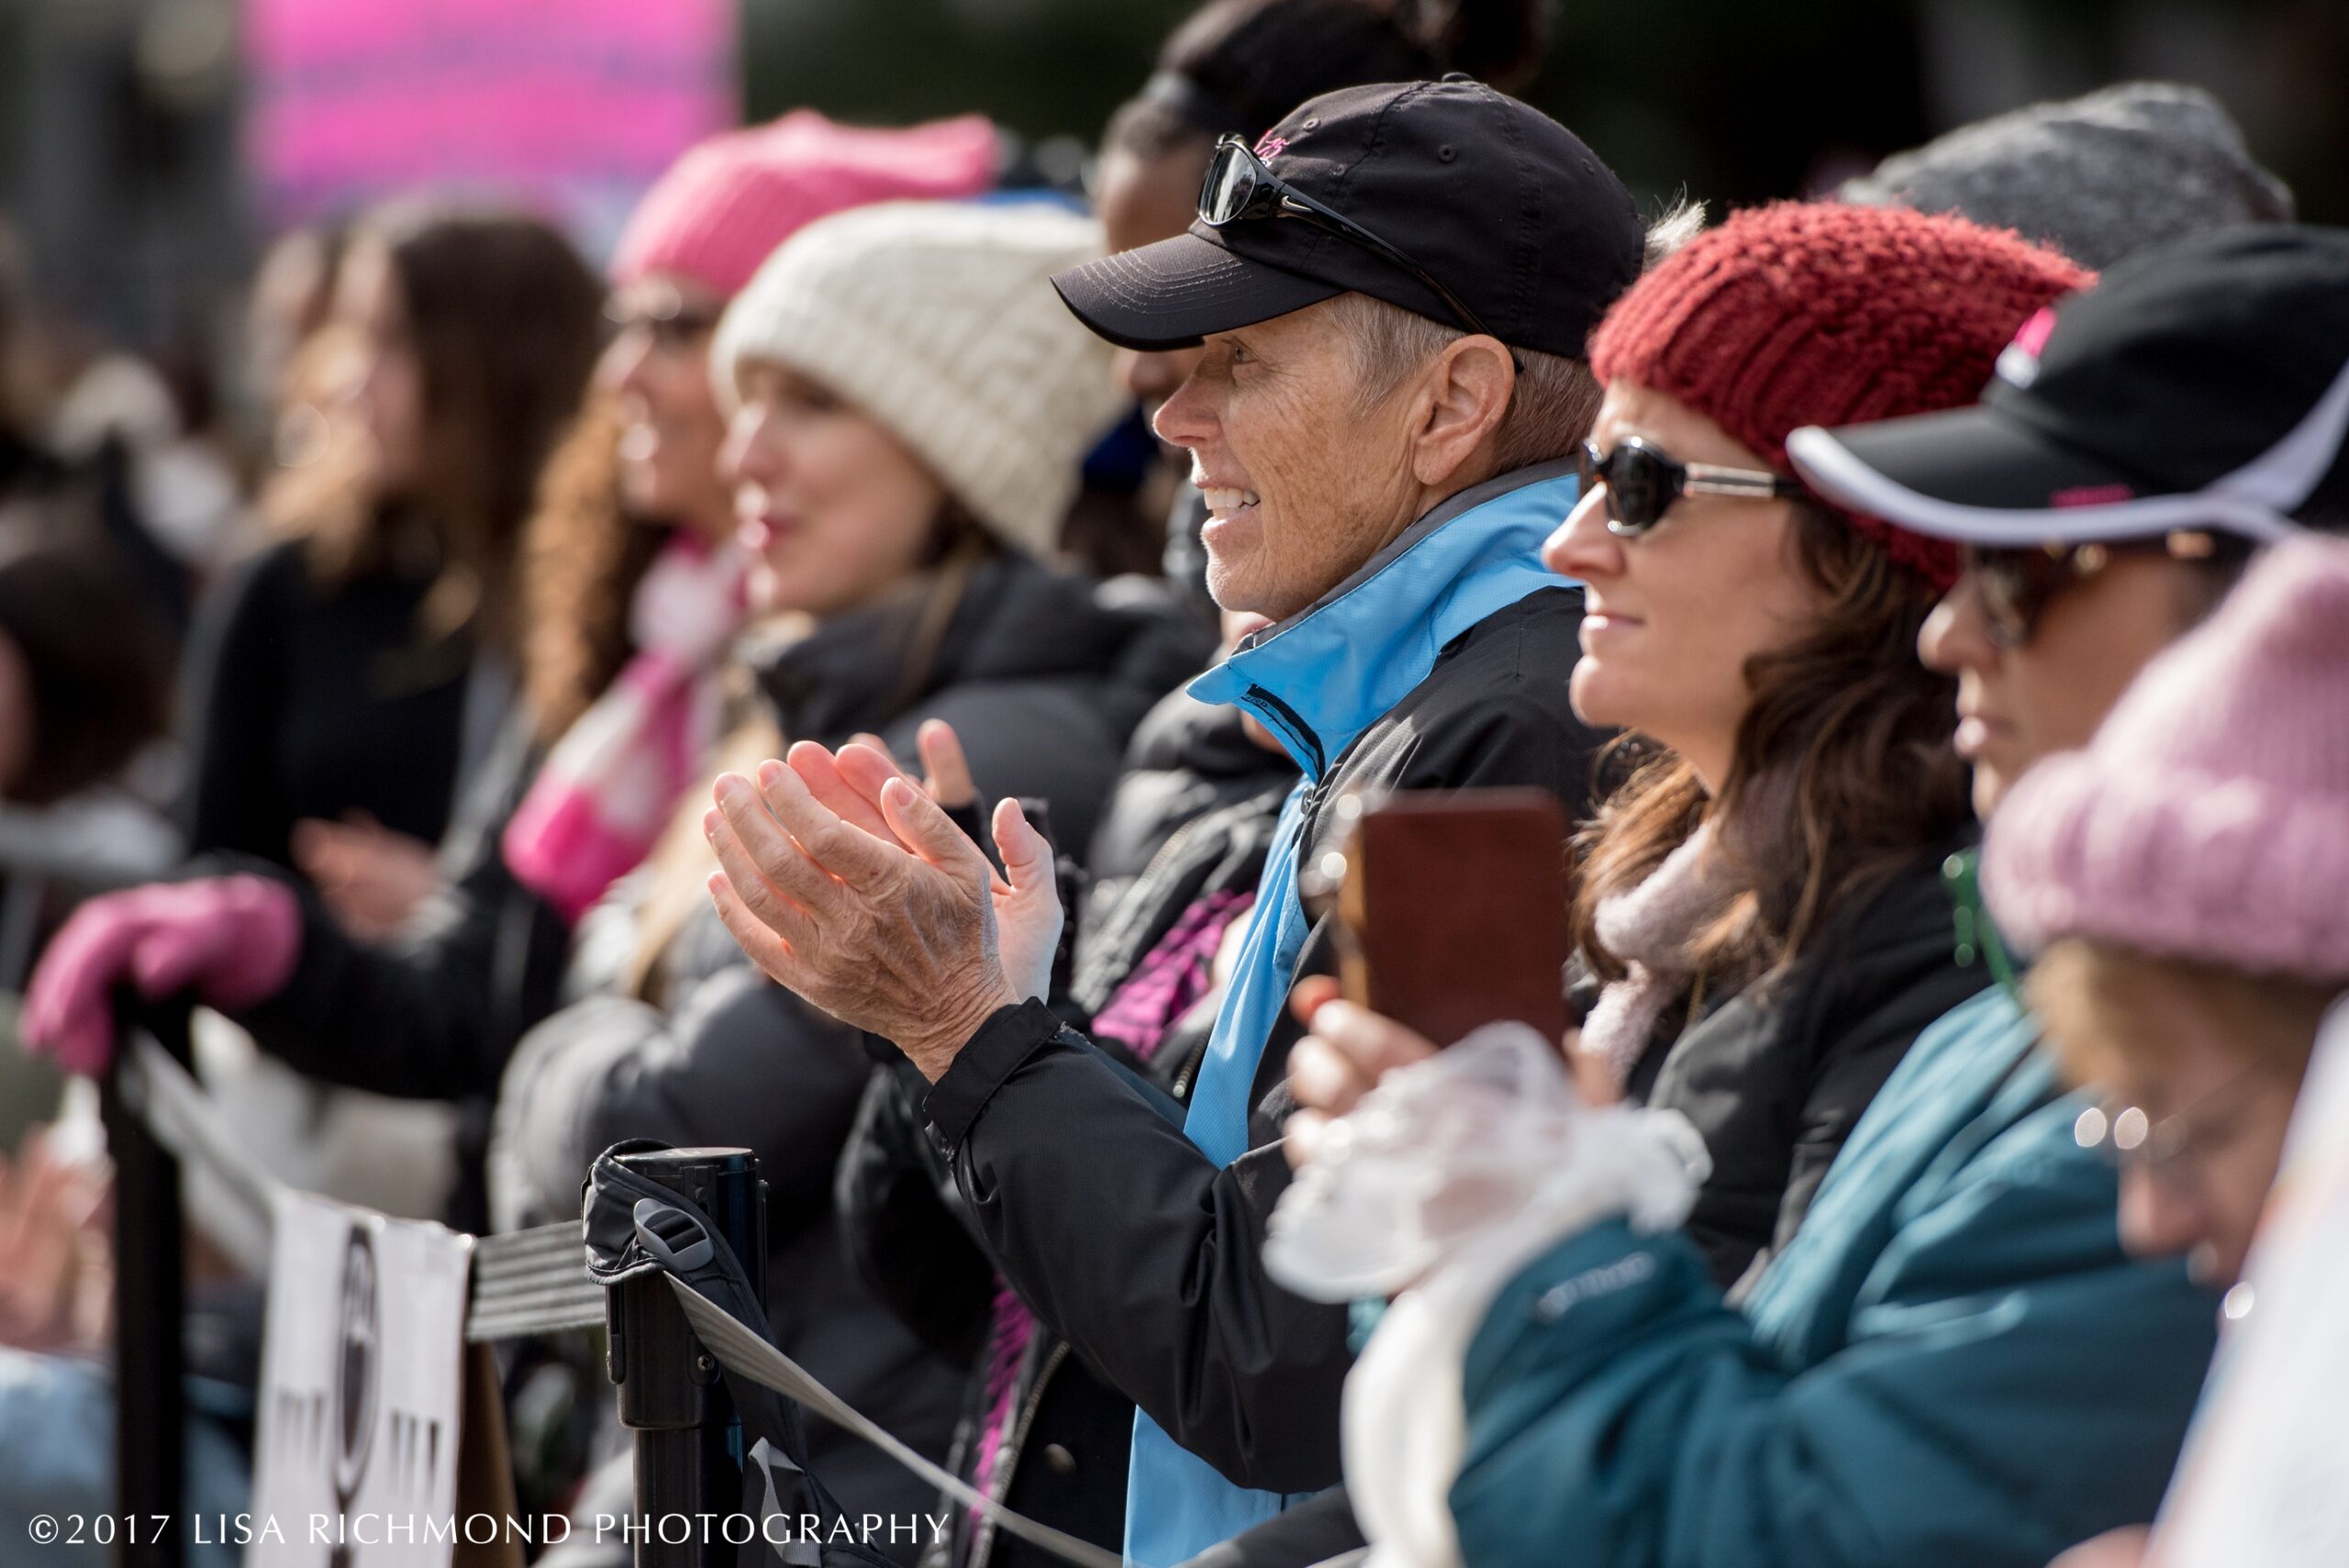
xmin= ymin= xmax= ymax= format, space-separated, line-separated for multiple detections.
xmin=609 ymin=110 xmax=999 ymax=299
xmin=1588 ymin=202 xmax=2092 ymax=589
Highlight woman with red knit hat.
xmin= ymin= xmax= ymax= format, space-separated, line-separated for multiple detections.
xmin=1508 ymin=202 xmax=2092 ymax=1281
xmin=1276 ymin=202 xmax=2070 ymax=1293
xmin=1243 ymin=197 xmax=2061 ymax=1354
xmin=1267 ymin=207 xmax=2279 ymax=1568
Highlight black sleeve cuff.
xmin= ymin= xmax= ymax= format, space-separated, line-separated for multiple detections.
xmin=922 ymin=997 xmax=1065 ymax=1152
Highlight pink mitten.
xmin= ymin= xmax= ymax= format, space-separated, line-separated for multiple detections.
xmin=22 ymin=876 xmax=301 ymax=1076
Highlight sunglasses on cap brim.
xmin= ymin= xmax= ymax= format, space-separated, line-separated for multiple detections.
xmin=1198 ymin=136 xmax=1517 ymax=366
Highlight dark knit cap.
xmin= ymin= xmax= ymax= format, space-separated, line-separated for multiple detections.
xmin=1839 ymin=82 xmax=2293 ymax=271
xmin=1589 ymin=202 xmax=2093 ymax=589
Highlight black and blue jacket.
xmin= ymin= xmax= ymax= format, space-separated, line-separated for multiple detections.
xmin=917 ymin=458 xmax=1609 ymax=1568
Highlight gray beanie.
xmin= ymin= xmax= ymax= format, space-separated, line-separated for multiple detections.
xmin=1839 ymin=82 xmax=2293 ymax=270
xmin=712 ymin=200 xmax=1124 ymax=560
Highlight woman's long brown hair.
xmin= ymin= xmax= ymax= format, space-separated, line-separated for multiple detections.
xmin=268 ymin=204 xmax=605 ymax=659
xmin=1570 ymin=503 xmax=1971 ymax=992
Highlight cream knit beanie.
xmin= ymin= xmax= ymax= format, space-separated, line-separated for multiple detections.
xmin=711 ymin=199 xmax=1124 ymax=559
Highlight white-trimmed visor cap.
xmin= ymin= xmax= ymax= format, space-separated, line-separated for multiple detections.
xmin=1787 ymin=224 xmax=2349 ymax=549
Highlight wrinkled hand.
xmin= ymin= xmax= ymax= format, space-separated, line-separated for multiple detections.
xmin=22 ymin=876 xmax=302 ymax=1076
xmin=845 ymin=718 xmax=977 ymax=810
xmin=1281 ymin=976 xmax=1440 ymax=1169
xmin=293 ymin=814 xmax=442 ymax=940
xmin=703 ymin=743 xmax=1055 ymax=1080
xmin=740 ymin=729 xmax=1062 ymax=1012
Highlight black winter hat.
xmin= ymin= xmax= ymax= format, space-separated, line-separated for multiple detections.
xmin=1788 ymin=225 xmax=2349 ymax=545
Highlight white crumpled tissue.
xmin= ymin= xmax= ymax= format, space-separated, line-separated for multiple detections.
xmin=1265 ymin=1022 xmax=1711 ymax=1568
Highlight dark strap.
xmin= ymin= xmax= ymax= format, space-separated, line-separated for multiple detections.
xmin=584 ymin=1142 xmax=1123 ymax=1568
xmin=585 ymin=1142 xmax=889 ymax=1568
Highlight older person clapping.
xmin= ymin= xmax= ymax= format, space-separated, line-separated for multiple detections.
xmin=711 ymin=77 xmax=1651 ymax=1568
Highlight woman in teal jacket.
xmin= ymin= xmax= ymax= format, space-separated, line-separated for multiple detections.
xmin=1451 ymin=968 xmax=2214 ymax=1568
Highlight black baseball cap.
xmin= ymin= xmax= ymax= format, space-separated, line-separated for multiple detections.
xmin=1787 ymin=225 xmax=2349 ymax=545
xmin=1052 ymin=77 xmax=1644 ymax=361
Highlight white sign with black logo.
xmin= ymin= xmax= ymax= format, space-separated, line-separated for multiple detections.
xmin=250 ymin=1193 xmax=473 ymax=1568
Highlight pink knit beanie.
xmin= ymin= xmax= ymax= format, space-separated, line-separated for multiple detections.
xmin=1983 ymin=534 xmax=2349 ymax=983
xmin=608 ymin=109 xmax=999 ymax=298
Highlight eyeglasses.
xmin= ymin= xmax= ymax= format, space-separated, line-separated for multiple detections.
xmin=1198 ymin=135 xmax=1507 ymax=352
xmin=1576 ymin=437 xmax=1806 ymax=537
xmin=1962 ymin=530 xmax=2251 ymax=648
xmin=2074 ymin=1067 xmax=2277 ymax=1196
xmin=606 ymin=292 xmax=722 ymax=353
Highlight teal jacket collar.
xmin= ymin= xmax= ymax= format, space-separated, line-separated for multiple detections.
xmin=1187 ymin=457 xmax=1580 ymax=778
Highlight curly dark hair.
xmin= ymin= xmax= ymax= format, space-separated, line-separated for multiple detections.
xmin=515 ymin=394 xmax=670 ymax=747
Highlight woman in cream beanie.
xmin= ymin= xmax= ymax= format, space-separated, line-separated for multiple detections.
xmin=698 ymin=193 xmax=1201 ymax=832
xmin=510 ymin=199 xmax=1204 ymax=1554
xmin=712 ymin=198 xmax=1129 ymax=581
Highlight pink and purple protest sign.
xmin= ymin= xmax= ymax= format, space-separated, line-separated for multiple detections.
xmin=246 ymin=0 xmax=736 ymax=258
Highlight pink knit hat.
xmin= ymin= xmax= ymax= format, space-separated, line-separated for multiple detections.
xmin=1983 ymin=533 xmax=2349 ymax=982
xmin=608 ymin=109 xmax=999 ymax=298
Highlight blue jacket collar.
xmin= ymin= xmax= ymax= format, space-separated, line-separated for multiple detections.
xmin=1187 ymin=458 xmax=1579 ymax=777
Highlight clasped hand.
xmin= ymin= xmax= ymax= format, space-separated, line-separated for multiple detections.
xmin=702 ymin=728 xmax=1061 ymax=1081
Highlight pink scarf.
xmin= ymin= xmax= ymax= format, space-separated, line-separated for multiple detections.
xmin=1575 ymin=819 xmax=1740 ymax=1095
xmin=502 ymin=535 xmax=748 ymax=924
xmin=1576 ymin=772 xmax=1803 ymax=1094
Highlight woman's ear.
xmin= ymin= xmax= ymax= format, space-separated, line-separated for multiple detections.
xmin=1409 ymin=336 xmax=1516 ymax=490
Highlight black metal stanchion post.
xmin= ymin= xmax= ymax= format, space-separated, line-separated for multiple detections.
xmin=101 ymin=997 xmax=190 ymax=1568
xmin=605 ymin=1148 xmax=765 ymax=1567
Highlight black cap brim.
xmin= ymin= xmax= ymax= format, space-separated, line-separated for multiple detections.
xmin=1787 ymin=406 xmax=2301 ymax=548
xmin=1051 ymin=231 xmax=1345 ymax=352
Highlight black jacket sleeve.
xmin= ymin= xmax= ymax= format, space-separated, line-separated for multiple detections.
xmin=218 ymin=733 xmax=568 ymax=1101
xmin=926 ymin=1003 xmax=1355 ymax=1495
xmin=835 ymin=1058 xmax=998 ymax=1363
